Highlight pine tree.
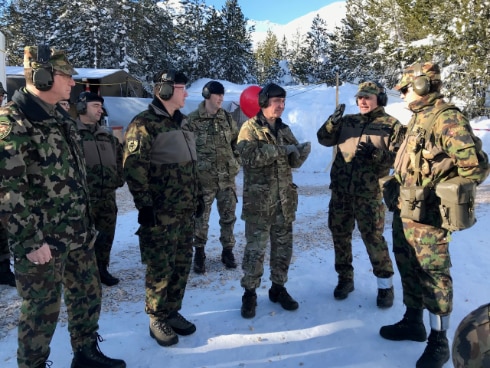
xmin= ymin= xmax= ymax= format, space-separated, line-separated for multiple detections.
xmin=254 ymin=30 xmax=283 ymax=84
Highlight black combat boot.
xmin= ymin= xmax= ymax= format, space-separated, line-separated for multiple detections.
xmin=0 ymin=259 xmax=15 ymax=287
xmin=241 ymin=289 xmax=257 ymax=319
xmin=333 ymin=278 xmax=354 ymax=300
xmin=98 ymin=262 xmax=119 ymax=286
xmin=71 ymin=335 xmax=126 ymax=368
xmin=377 ymin=286 xmax=394 ymax=308
xmin=416 ymin=329 xmax=450 ymax=368
xmin=167 ymin=311 xmax=196 ymax=336
xmin=221 ymin=248 xmax=237 ymax=268
xmin=379 ymin=307 xmax=427 ymax=342
xmin=269 ymin=283 xmax=299 ymax=311
xmin=193 ymin=247 xmax=206 ymax=274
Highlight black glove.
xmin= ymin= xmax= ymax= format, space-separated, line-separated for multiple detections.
xmin=356 ymin=141 xmax=377 ymax=159
xmin=331 ymin=104 xmax=345 ymax=125
xmin=196 ymin=196 xmax=205 ymax=218
xmin=138 ymin=206 xmax=155 ymax=226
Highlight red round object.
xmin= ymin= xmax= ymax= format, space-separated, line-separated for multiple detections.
xmin=239 ymin=85 xmax=261 ymax=118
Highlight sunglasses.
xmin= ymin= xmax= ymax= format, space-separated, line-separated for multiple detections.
xmin=399 ymin=85 xmax=411 ymax=95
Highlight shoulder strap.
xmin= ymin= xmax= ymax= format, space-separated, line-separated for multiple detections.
xmin=413 ymin=104 xmax=459 ymax=184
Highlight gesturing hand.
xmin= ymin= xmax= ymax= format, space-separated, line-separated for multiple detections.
xmin=331 ymin=104 xmax=345 ymax=125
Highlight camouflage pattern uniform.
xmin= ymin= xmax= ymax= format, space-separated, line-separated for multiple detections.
xmin=123 ymin=96 xmax=199 ymax=320
xmin=0 ymin=76 xmax=100 ymax=366
xmin=452 ymin=302 xmax=490 ymax=368
xmin=317 ymin=105 xmax=404 ymax=284
xmin=187 ymin=101 xmax=240 ymax=251
xmin=393 ymin=80 xmax=488 ymax=318
xmin=77 ymin=120 xmax=124 ymax=266
xmin=238 ymin=111 xmax=309 ymax=290
xmin=0 ymin=222 xmax=9 ymax=262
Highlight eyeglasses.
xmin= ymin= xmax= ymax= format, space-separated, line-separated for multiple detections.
xmin=399 ymin=84 xmax=411 ymax=95
xmin=174 ymin=85 xmax=186 ymax=91
xmin=54 ymin=71 xmax=73 ymax=79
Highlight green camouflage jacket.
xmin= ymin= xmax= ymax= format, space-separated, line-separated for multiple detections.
xmin=123 ymin=97 xmax=200 ymax=213
xmin=77 ymin=121 xmax=124 ymax=200
xmin=394 ymin=93 xmax=488 ymax=187
xmin=187 ymin=101 xmax=240 ymax=189
xmin=317 ymin=106 xmax=404 ymax=198
xmin=237 ymin=112 xmax=309 ymax=223
xmin=0 ymin=89 xmax=94 ymax=257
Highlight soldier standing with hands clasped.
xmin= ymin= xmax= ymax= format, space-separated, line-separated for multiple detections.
xmin=187 ymin=81 xmax=241 ymax=274
xmin=123 ymin=69 xmax=202 ymax=347
xmin=238 ymin=83 xmax=311 ymax=318
xmin=317 ymin=81 xmax=404 ymax=308
xmin=0 ymin=45 xmax=125 ymax=368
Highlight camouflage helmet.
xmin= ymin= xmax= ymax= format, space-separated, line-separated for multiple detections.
xmin=395 ymin=62 xmax=441 ymax=91
xmin=23 ymin=45 xmax=78 ymax=76
xmin=355 ymin=81 xmax=383 ymax=97
xmin=452 ymin=302 xmax=490 ymax=368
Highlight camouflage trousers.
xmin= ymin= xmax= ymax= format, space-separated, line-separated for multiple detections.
xmin=392 ymin=209 xmax=453 ymax=315
xmin=240 ymin=209 xmax=293 ymax=290
xmin=328 ymin=191 xmax=393 ymax=280
xmin=136 ymin=211 xmax=193 ymax=319
xmin=14 ymin=244 xmax=101 ymax=368
xmin=0 ymin=223 xmax=9 ymax=262
xmin=91 ymin=192 xmax=118 ymax=265
xmin=194 ymin=184 xmax=237 ymax=249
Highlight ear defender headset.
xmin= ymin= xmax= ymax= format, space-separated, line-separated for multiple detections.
xmin=76 ymin=92 xmax=89 ymax=114
xmin=158 ymin=70 xmax=176 ymax=100
xmin=202 ymin=81 xmax=212 ymax=99
xmin=258 ymin=83 xmax=273 ymax=108
xmin=376 ymin=82 xmax=388 ymax=106
xmin=31 ymin=44 xmax=54 ymax=91
xmin=412 ymin=63 xmax=431 ymax=96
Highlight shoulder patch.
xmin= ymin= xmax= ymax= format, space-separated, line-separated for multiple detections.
xmin=0 ymin=118 xmax=13 ymax=140
xmin=126 ymin=138 xmax=139 ymax=153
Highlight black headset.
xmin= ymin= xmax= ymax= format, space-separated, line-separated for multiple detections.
xmin=202 ymin=81 xmax=212 ymax=99
xmin=76 ymin=92 xmax=89 ymax=114
xmin=258 ymin=83 xmax=273 ymax=108
xmin=158 ymin=70 xmax=176 ymax=100
xmin=412 ymin=63 xmax=431 ymax=96
xmin=31 ymin=45 xmax=54 ymax=91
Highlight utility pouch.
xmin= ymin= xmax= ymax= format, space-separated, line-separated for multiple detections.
xmin=379 ymin=175 xmax=399 ymax=212
xmin=399 ymin=186 xmax=430 ymax=221
xmin=435 ymin=176 xmax=477 ymax=231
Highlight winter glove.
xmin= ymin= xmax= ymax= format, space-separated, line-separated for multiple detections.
xmin=330 ymin=104 xmax=345 ymax=125
xmin=356 ymin=140 xmax=377 ymax=159
xmin=284 ymin=144 xmax=300 ymax=160
xmin=138 ymin=206 xmax=155 ymax=227
xmin=297 ymin=142 xmax=311 ymax=156
xmin=196 ymin=195 xmax=205 ymax=219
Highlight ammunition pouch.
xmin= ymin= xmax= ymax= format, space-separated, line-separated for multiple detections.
xmin=379 ymin=175 xmax=399 ymax=212
xmin=435 ymin=177 xmax=477 ymax=231
xmin=399 ymin=186 xmax=430 ymax=222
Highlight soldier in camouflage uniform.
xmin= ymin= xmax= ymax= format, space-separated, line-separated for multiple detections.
xmin=379 ymin=62 xmax=489 ymax=368
xmin=76 ymin=92 xmax=124 ymax=286
xmin=0 ymin=45 xmax=125 ymax=368
xmin=317 ymin=81 xmax=404 ymax=308
xmin=187 ymin=81 xmax=240 ymax=274
xmin=452 ymin=302 xmax=490 ymax=368
xmin=0 ymin=82 xmax=16 ymax=287
xmin=123 ymin=69 xmax=202 ymax=347
xmin=238 ymin=83 xmax=311 ymax=319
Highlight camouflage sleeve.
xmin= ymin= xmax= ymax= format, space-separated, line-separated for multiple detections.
xmin=373 ymin=120 xmax=406 ymax=169
xmin=237 ymin=122 xmax=286 ymax=168
xmin=228 ymin=113 xmax=241 ymax=162
xmin=0 ymin=117 xmax=45 ymax=253
xmin=316 ymin=115 xmax=341 ymax=147
xmin=438 ymin=111 xmax=487 ymax=182
xmin=113 ymin=135 xmax=125 ymax=188
xmin=122 ymin=118 xmax=153 ymax=209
